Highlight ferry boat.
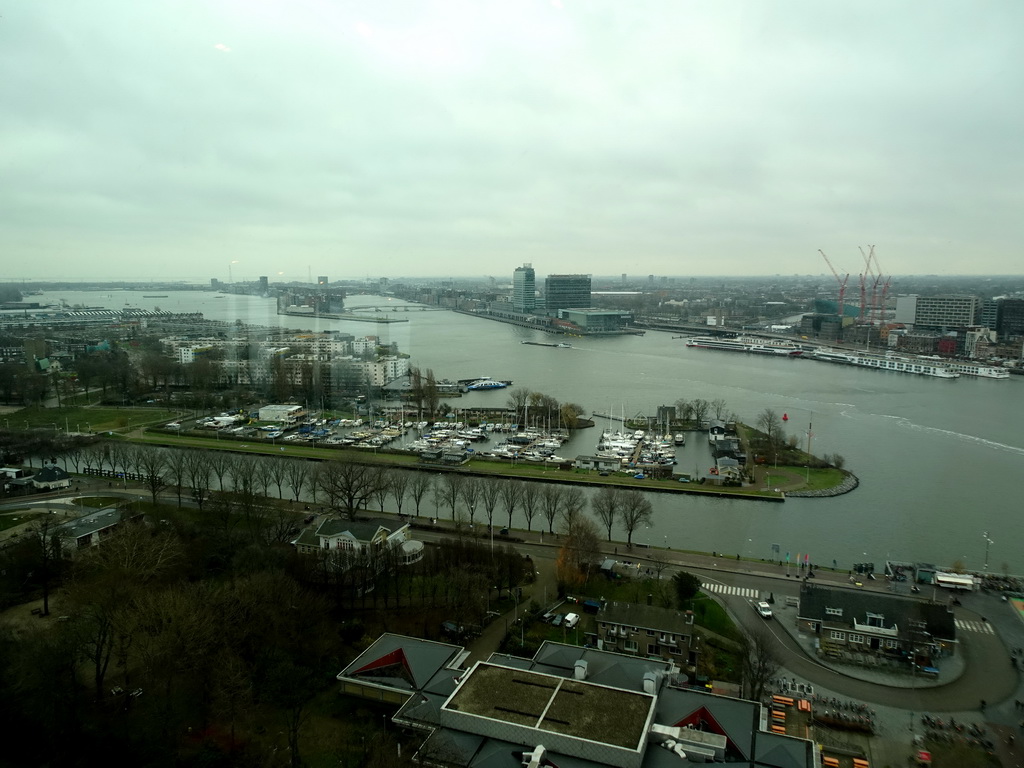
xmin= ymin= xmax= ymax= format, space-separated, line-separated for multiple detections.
xmin=466 ymin=377 xmax=509 ymax=391
xmin=685 ymin=336 xmax=804 ymax=356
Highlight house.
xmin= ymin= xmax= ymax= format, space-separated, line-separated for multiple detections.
xmin=31 ymin=464 xmax=72 ymax=491
xmin=575 ymin=454 xmax=623 ymax=472
xmin=292 ymin=516 xmax=423 ymax=566
xmin=336 ymin=633 xmax=819 ymax=768
xmin=797 ymin=584 xmax=956 ymax=665
xmin=596 ymin=602 xmax=698 ymax=670
xmin=53 ymin=507 xmax=138 ymax=557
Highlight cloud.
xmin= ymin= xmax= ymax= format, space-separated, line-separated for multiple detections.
xmin=1 ymin=0 xmax=1022 ymax=279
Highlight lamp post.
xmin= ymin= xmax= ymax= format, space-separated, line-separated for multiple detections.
xmin=983 ymin=531 xmax=993 ymax=571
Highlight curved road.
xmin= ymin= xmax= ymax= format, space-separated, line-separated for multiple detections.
xmin=699 ymin=567 xmax=1019 ymax=713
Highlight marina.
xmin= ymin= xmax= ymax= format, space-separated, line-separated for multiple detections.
xmin=21 ymin=289 xmax=1024 ymax=572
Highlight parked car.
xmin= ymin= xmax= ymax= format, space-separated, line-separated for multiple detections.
xmin=551 ymin=614 xmax=564 ymax=627
xmin=563 ymin=612 xmax=580 ymax=629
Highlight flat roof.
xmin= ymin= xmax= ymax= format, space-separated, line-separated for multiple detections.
xmin=444 ymin=663 xmax=653 ymax=750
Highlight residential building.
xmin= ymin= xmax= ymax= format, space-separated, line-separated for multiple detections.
xmin=32 ymin=464 xmax=72 ymax=491
xmin=596 ymin=602 xmax=698 ymax=669
xmin=512 ymin=264 xmax=536 ymax=313
xmin=54 ymin=507 xmax=137 ymax=557
xmin=337 ymin=634 xmax=818 ymax=768
xmin=797 ymin=584 xmax=956 ymax=664
xmin=545 ymin=274 xmax=592 ymax=315
xmin=293 ymin=517 xmax=423 ymax=566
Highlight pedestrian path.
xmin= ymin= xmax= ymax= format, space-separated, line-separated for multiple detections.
xmin=702 ymin=581 xmax=759 ymax=599
xmin=955 ymin=618 xmax=995 ymax=635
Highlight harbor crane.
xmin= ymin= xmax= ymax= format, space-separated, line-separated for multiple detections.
xmin=818 ymin=250 xmax=849 ymax=317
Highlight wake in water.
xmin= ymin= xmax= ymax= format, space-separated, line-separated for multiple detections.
xmin=873 ymin=413 xmax=1024 ymax=456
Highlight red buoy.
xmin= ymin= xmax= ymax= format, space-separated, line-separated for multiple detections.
xmin=782 ymin=413 xmax=789 ymax=421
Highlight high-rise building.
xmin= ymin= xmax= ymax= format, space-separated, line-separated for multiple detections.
xmin=318 ymin=275 xmax=329 ymax=286
xmin=999 ymin=299 xmax=1024 ymax=338
xmin=259 ymin=276 xmax=269 ymax=293
xmin=544 ymin=274 xmax=592 ymax=315
xmin=894 ymin=295 xmax=979 ymax=330
xmin=512 ymin=264 xmax=536 ymax=313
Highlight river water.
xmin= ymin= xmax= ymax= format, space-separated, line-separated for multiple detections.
xmin=35 ymin=289 xmax=1024 ymax=573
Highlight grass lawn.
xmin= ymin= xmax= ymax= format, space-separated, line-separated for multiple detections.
xmin=10 ymin=405 xmax=182 ymax=433
xmin=0 ymin=512 xmax=42 ymax=532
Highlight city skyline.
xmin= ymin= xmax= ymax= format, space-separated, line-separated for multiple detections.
xmin=2 ymin=2 xmax=1023 ymax=280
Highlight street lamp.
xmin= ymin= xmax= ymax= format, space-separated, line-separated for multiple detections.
xmin=983 ymin=531 xmax=994 ymax=571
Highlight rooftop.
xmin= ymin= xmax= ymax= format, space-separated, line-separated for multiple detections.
xmin=444 ymin=662 xmax=653 ymax=751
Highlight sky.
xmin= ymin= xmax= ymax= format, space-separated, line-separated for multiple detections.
xmin=2 ymin=1 xmax=1023 ymax=282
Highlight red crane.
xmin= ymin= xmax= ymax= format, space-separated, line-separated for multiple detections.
xmin=819 ymin=249 xmax=849 ymax=317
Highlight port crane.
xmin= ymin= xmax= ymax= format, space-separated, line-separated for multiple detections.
xmin=818 ymin=250 xmax=849 ymax=317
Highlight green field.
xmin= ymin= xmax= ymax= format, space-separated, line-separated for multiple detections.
xmin=6 ymin=405 xmax=182 ymax=434
xmin=0 ymin=512 xmax=42 ymax=532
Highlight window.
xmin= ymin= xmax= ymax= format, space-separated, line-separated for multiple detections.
xmin=830 ymin=631 xmax=846 ymax=641
xmin=623 ymin=640 xmax=638 ymax=653
xmin=646 ymin=629 xmax=655 ymax=636
xmin=885 ymin=639 xmax=899 ymax=649
xmin=825 ymin=607 xmax=843 ymax=617
xmin=648 ymin=644 xmax=661 ymax=655
xmin=865 ymin=612 xmax=885 ymax=627
xmin=848 ymin=633 xmax=864 ymax=644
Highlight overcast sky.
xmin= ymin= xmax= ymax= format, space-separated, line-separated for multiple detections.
xmin=2 ymin=1 xmax=1022 ymax=282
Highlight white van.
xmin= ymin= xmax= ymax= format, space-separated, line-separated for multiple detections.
xmin=563 ymin=612 xmax=580 ymax=629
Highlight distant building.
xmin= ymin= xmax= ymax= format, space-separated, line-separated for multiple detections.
xmin=318 ymin=275 xmax=329 ymax=286
xmin=597 ymin=602 xmax=698 ymax=669
xmin=895 ymin=295 xmax=980 ymax=330
xmin=998 ymin=298 xmax=1024 ymax=339
xmin=558 ymin=308 xmax=629 ymax=333
xmin=512 ymin=264 xmax=536 ymax=313
xmin=258 ymin=275 xmax=269 ymax=293
xmin=258 ymin=404 xmax=305 ymax=423
xmin=544 ymin=274 xmax=592 ymax=315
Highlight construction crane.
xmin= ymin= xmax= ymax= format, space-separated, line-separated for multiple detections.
xmin=819 ymin=249 xmax=849 ymax=317
xmin=859 ymin=245 xmax=882 ymax=324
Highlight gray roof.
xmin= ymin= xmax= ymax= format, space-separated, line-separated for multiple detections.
xmin=33 ymin=465 xmax=71 ymax=483
xmin=798 ymin=584 xmax=956 ymax=641
xmin=316 ymin=516 xmax=404 ymax=542
xmin=56 ymin=507 xmax=123 ymax=540
xmin=338 ymin=633 xmax=465 ymax=693
xmin=600 ymin=602 xmax=694 ymax=635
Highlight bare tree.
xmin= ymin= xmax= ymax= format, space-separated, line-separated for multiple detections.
xmin=591 ymin=486 xmax=621 ymax=541
xmin=541 ymin=484 xmax=564 ymax=534
xmin=499 ymin=479 xmax=522 ymax=529
xmin=690 ymin=398 xmax=711 ymax=426
xmin=506 ymin=386 xmax=531 ymax=415
xmin=619 ymin=489 xmax=653 ymax=548
xmin=520 ymin=482 xmax=539 ymax=532
xmin=742 ymin=624 xmax=781 ymax=701
xmin=369 ymin=466 xmax=392 ymax=512
xmin=459 ymin=477 xmax=483 ymax=526
xmin=285 ymin=459 xmax=309 ymax=502
xmin=711 ymin=398 xmax=729 ymax=420
xmin=756 ymin=408 xmax=785 ymax=460
xmin=207 ymin=450 xmax=234 ymax=492
xmin=389 ymin=469 xmax=410 ymax=516
xmin=184 ymin=450 xmax=212 ymax=510
xmin=408 ymin=472 xmax=433 ymax=517
xmin=268 ymin=456 xmax=289 ymax=499
xmin=674 ymin=398 xmax=693 ymax=423
xmin=135 ymin=445 xmax=169 ymax=505
xmin=164 ymin=448 xmax=189 ymax=506
xmin=317 ymin=459 xmax=388 ymax=518
xmin=439 ymin=473 xmax=465 ymax=521
xmin=479 ymin=478 xmax=501 ymax=531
